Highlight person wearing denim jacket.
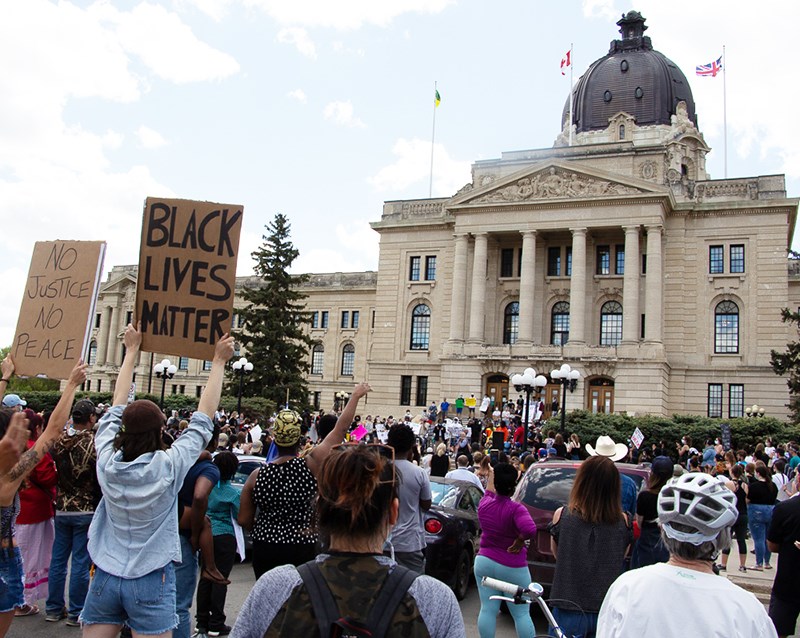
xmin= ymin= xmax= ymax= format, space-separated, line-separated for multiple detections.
xmin=80 ymin=323 xmax=235 ymax=637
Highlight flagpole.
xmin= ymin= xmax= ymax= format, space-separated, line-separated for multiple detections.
xmin=568 ymin=43 xmax=574 ymax=147
xmin=722 ymin=45 xmax=728 ymax=178
xmin=429 ymin=81 xmax=437 ymax=198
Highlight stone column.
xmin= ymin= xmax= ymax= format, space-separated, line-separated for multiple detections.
xmin=568 ymin=228 xmax=587 ymax=344
xmin=645 ymin=224 xmax=664 ymax=343
xmin=449 ymin=233 xmax=469 ymax=342
xmin=468 ymin=233 xmax=488 ymax=343
xmin=97 ymin=306 xmax=113 ymax=365
xmin=518 ymin=231 xmax=537 ymax=344
xmin=111 ymin=303 xmax=127 ymax=365
xmin=621 ymin=225 xmax=641 ymax=344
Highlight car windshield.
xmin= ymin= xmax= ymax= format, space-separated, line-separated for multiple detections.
xmin=430 ymin=480 xmax=461 ymax=507
xmin=514 ymin=465 xmax=647 ymax=511
xmin=232 ymin=460 xmax=263 ymax=486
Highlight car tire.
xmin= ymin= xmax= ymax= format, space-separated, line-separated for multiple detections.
xmin=452 ymin=548 xmax=472 ymax=601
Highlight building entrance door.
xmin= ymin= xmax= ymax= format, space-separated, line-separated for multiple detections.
xmin=543 ymin=385 xmax=560 ymax=420
xmin=486 ymin=374 xmax=509 ymax=412
xmin=588 ymin=378 xmax=614 ymax=414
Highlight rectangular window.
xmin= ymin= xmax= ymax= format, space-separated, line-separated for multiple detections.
xmin=400 ymin=376 xmax=412 ymax=406
xmin=425 ymin=256 xmax=437 ymax=281
xmin=371 ymin=310 xmax=376 ymax=329
xmin=237 ymin=314 xmax=246 ymax=328
xmin=311 ymin=311 xmax=319 ymax=329
xmin=547 ymin=247 xmax=561 ymax=277
xmin=203 ymin=360 xmax=212 ymax=371
xmin=501 ymin=248 xmax=515 ymax=278
xmin=126 ymin=310 xmax=133 ymax=325
xmin=641 ymin=254 xmax=647 ymax=275
xmin=321 ymin=311 xmax=329 ymax=329
xmin=597 ymin=245 xmax=611 ymax=275
xmin=341 ymin=310 xmax=350 ymax=329
xmin=615 ymin=244 xmax=625 ymax=275
xmin=409 ymin=256 xmax=421 ymax=281
xmin=730 ymin=245 xmax=745 ymax=273
xmin=313 ymin=391 xmax=321 ymax=410
xmin=518 ymin=248 xmax=523 ymax=278
xmin=95 ymin=313 xmax=102 ymax=329
xmin=708 ymin=384 xmax=723 ymax=418
xmin=352 ymin=311 xmax=360 ymax=329
xmin=729 ymin=384 xmax=744 ymax=418
xmin=415 ymin=376 xmax=428 ymax=407
xmin=96 ymin=380 xmax=101 ymax=392
xmin=171 ymin=384 xmax=177 ymax=395
xmin=179 ymin=384 xmax=185 ymax=394
xmin=178 ymin=357 xmax=189 ymax=371
xmin=709 ymin=245 xmax=724 ymax=274
xmin=195 ymin=386 xmax=202 ymax=398
xmin=566 ymin=247 xmax=572 ymax=277
xmin=640 ymin=314 xmax=646 ymax=340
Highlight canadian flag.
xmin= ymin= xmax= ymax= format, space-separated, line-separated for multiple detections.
xmin=561 ymin=50 xmax=571 ymax=75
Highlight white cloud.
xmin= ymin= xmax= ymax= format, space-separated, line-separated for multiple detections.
xmin=287 ymin=89 xmax=308 ymax=103
xmin=277 ymin=27 xmax=317 ymax=59
xmin=243 ymin=0 xmax=455 ymax=29
xmin=178 ymin=0 xmax=235 ymax=21
xmin=136 ymin=125 xmax=168 ymax=149
xmin=369 ymin=138 xmax=471 ymax=196
xmin=582 ymin=0 xmax=619 ymax=20
xmin=90 ymin=2 xmax=240 ymax=83
xmin=323 ymin=101 xmax=366 ymax=128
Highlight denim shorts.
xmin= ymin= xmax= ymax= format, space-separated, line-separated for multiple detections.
xmin=81 ymin=563 xmax=178 ymax=635
xmin=0 ymin=547 xmax=25 ymax=613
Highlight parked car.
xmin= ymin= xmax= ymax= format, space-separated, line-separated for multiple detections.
xmin=423 ymin=477 xmax=484 ymax=600
xmin=512 ymin=459 xmax=650 ymax=591
xmin=228 ymin=454 xmax=267 ymax=550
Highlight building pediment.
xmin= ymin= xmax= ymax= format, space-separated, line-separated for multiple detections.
xmin=449 ymin=160 xmax=667 ymax=208
xmin=99 ymin=272 xmax=137 ymax=295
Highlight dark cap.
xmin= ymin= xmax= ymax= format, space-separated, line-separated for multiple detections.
xmin=651 ymin=455 xmax=674 ymax=478
xmin=122 ymin=400 xmax=165 ymax=435
xmin=72 ymin=399 xmax=96 ymax=423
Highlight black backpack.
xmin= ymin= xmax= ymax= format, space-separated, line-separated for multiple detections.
xmin=297 ymin=561 xmax=418 ymax=638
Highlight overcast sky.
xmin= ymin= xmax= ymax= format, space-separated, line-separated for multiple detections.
xmin=1 ymin=0 xmax=797 ymax=346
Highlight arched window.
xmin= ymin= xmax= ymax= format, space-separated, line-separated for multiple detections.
xmin=503 ymin=302 xmax=519 ymax=344
xmin=410 ymin=304 xmax=431 ymax=350
xmin=341 ymin=344 xmax=355 ymax=376
xmin=619 ymin=124 xmax=625 ymax=140
xmin=87 ymin=340 xmax=97 ymax=365
xmin=715 ymin=301 xmax=739 ymax=354
xmin=551 ymin=302 xmax=570 ymax=345
xmin=600 ymin=301 xmax=623 ymax=346
xmin=311 ymin=344 xmax=324 ymax=375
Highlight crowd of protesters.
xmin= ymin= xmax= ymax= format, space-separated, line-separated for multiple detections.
xmin=0 ymin=355 xmax=798 ymax=637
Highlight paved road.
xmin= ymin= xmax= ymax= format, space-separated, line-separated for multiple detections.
xmin=6 ymin=560 xmax=541 ymax=638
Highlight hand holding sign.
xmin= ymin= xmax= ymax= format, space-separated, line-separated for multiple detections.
xmin=1 ymin=355 xmax=14 ymax=382
xmin=213 ymin=334 xmax=236 ymax=363
xmin=124 ymin=322 xmax=143 ymax=352
xmin=68 ymin=361 xmax=89 ymax=388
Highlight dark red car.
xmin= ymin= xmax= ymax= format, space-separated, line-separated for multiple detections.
xmin=512 ymin=459 xmax=650 ymax=591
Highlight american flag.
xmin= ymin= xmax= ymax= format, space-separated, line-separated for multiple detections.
xmin=696 ymin=56 xmax=723 ymax=77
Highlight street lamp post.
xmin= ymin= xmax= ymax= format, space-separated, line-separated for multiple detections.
xmin=745 ymin=404 xmax=765 ymax=418
xmin=550 ymin=363 xmax=581 ymax=434
xmin=334 ymin=391 xmax=350 ymax=414
xmin=232 ymin=357 xmax=254 ymax=415
xmin=153 ymin=358 xmax=177 ymax=411
xmin=511 ymin=368 xmax=547 ymax=452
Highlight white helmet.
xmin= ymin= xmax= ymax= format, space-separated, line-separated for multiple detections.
xmin=657 ymin=473 xmax=737 ymax=545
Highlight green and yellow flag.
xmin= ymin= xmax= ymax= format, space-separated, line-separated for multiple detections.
xmin=434 ymin=89 xmax=441 ymax=108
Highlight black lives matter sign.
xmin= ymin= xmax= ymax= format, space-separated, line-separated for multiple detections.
xmin=13 ymin=241 xmax=106 ymax=379
xmin=136 ymin=197 xmax=243 ymax=360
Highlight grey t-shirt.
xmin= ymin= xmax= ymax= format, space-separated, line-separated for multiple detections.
xmin=230 ymin=555 xmax=465 ymax=638
xmin=388 ymin=459 xmax=432 ymax=553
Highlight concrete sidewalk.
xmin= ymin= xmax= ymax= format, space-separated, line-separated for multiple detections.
xmin=723 ymin=536 xmax=776 ymax=606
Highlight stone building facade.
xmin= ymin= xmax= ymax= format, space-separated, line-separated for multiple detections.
xmin=83 ymin=13 xmax=800 ymax=421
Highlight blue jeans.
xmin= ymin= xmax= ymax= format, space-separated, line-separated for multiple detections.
xmin=551 ymin=608 xmax=597 ymax=638
xmin=174 ymin=534 xmax=198 ymax=638
xmin=474 ymin=555 xmax=535 ymax=638
xmin=748 ymin=504 xmax=774 ymax=567
xmin=46 ymin=513 xmax=92 ymax=618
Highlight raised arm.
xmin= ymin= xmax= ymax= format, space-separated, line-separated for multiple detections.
xmin=0 ymin=354 xmax=14 ymax=395
xmin=197 ymin=335 xmax=235 ymax=417
xmin=2 ymin=360 xmax=86 ymax=500
xmin=113 ymin=323 xmax=142 ymax=406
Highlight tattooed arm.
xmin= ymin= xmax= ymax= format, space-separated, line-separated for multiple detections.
xmin=0 ymin=361 xmax=86 ymax=502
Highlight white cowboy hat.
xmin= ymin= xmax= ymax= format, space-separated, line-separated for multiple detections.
xmin=585 ymin=435 xmax=628 ymax=462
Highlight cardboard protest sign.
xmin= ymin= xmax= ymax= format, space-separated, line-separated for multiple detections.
xmin=136 ymin=197 xmax=243 ymax=360
xmin=13 ymin=241 xmax=106 ymax=379
xmin=631 ymin=426 xmax=644 ymax=449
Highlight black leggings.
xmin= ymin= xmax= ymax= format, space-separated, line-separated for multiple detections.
xmin=252 ymin=541 xmax=317 ymax=579
xmin=722 ymin=516 xmax=748 ymax=556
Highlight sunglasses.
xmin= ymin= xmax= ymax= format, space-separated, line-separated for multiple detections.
xmin=333 ymin=443 xmax=396 ymax=485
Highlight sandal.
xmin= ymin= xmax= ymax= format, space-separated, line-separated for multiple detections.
xmin=739 ymin=566 xmax=747 ymax=572
xmin=15 ymin=604 xmax=39 ymax=617
xmin=751 ymin=565 xmax=763 ymax=571
xmin=765 ymin=564 xmax=773 ymax=570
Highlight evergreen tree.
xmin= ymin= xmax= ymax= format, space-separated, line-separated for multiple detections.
xmin=229 ymin=214 xmax=312 ymax=409
xmin=770 ymin=251 xmax=800 ymax=423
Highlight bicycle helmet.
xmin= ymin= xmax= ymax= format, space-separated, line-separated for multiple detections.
xmin=657 ymin=473 xmax=737 ymax=545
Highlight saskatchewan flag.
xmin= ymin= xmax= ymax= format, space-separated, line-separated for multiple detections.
xmin=434 ymin=89 xmax=441 ymax=108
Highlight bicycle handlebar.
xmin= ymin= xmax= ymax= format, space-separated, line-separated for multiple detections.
xmin=481 ymin=577 xmax=525 ymax=597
